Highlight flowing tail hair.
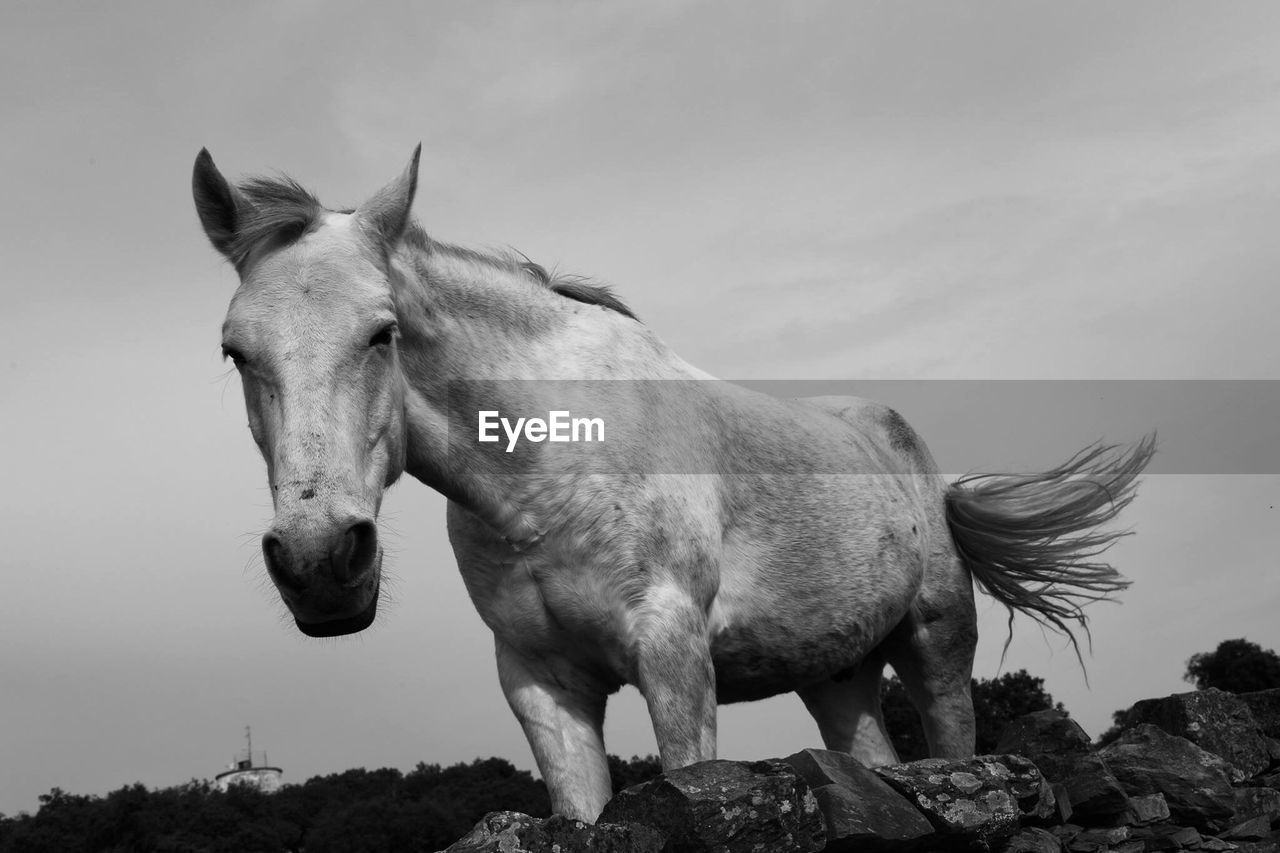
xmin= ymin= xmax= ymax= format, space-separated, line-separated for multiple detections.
xmin=944 ymin=434 xmax=1157 ymax=662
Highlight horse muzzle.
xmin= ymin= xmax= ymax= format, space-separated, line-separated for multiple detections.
xmin=261 ymin=517 xmax=382 ymax=636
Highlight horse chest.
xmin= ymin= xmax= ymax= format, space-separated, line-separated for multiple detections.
xmin=474 ymin=549 xmax=637 ymax=679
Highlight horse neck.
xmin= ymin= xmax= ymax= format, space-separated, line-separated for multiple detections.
xmin=389 ymin=242 xmax=705 ymax=542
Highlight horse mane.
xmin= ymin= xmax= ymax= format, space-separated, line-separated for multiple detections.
xmin=227 ymin=175 xmax=637 ymax=321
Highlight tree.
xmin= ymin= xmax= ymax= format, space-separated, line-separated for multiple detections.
xmin=881 ymin=669 xmax=1063 ymax=760
xmin=608 ymin=754 xmax=662 ymax=794
xmin=1184 ymin=638 xmax=1280 ymax=693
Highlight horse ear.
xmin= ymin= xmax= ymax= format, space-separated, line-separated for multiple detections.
xmin=355 ymin=144 xmax=421 ymax=244
xmin=192 ymin=149 xmax=249 ymax=259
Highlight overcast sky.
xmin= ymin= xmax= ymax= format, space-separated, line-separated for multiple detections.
xmin=2 ymin=1 xmax=1279 ymax=817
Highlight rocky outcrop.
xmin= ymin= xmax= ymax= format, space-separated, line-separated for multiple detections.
xmin=442 ymin=688 xmax=1280 ymax=852
xmin=783 ymin=748 xmax=934 ymax=851
xmin=598 ymin=759 xmax=825 ymax=853
xmin=874 ymin=754 xmax=1055 ymax=846
xmin=1122 ymin=689 xmax=1271 ymax=778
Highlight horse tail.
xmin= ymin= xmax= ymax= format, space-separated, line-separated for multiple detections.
xmin=944 ymin=434 xmax=1157 ymax=658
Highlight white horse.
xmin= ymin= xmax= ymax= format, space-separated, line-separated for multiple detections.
xmin=193 ymin=147 xmax=1154 ymax=821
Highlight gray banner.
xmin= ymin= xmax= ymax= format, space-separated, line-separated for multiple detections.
xmin=442 ymin=380 xmax=1277 ymax=475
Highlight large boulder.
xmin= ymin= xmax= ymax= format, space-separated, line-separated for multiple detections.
xmin=1238 ymin=688 xmax=1280 ymax=739
xmin=1094 ymin=724 xmax=1236 ymax=832
xmin=993 ymin=711 xmax=1129 ymax=822
xmin=783 ymin=748 xmax=934 ymax=851
xmin=443 ymin=811 xmax=666 ymax=853
xmin=598 ymin=758 xmax=825 ymax=853
xmin=996 ymin=710 xmax=1092 ymax=758
xmin=1122 ymin=688 xmax=1270 ymax=777
xmin=874 ymin=755 xmax=1055 ymax=847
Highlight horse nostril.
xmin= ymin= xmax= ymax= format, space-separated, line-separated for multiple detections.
xmin=333 ymin=520 xmax=378 ymax=585
xmin=262 ymin=531 xmax=306 ymax=594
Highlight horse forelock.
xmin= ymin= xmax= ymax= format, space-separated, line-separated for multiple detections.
xmin=227 ymin=172 xmax=638 ymax=321
xmin=226 ymin=176 xmax=329 ymax=270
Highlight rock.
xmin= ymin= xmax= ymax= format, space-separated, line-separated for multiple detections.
xmin=1000 ymin=826 xmax=1063 ymax=852
xmin=1224 ymin=815 xmax=1272 ymax=841
xmin=1238 ymin=689 xmax=1280 ymax=740
xmin=1096 ymin=724 xmax=1236 ymax=832
xmin=598 ymin=758 xmax=824 ymax=853
xmin=993 ymin=711 xmax=1126 ymax=822
xmin=996 ymin=710 xmax=1093 ymax=758
xmin=1231 ymin=786 xmax=1280 ymax=824
xmin=1233 ymin=833 xmax=1280 ymax=853
xmin=543 ymin=815 xmax=669 ymax=853
xmin=783 ymin=749 xmax=933 ymax=851
xmin=1068 ymin=825 xmax=1129 ymax=851
xmin=1035 ymin=754 xmax=1129 ymax=822
xmin=443 ymin=811 xmax=666 ymax=853
xmin=1127 ymin=823 xmax=1202 ymax=850
xmin=874 ymin=755 xmax=1055 ymax=846
xmin=444 ymin=811 xmax=547 ymax=852
xmin=1049 ymin=822 xmax=1084 ymax=844
xmin=1122 ymin=792 xmax=1171 ymax=826
xmin=1048 ymin=784 xmax=1073 ymax=824
xmin=1267 ymin=737 xmax=1280 ymax=768
xmin=1123 ymin=688 xmax=1270 ymax=778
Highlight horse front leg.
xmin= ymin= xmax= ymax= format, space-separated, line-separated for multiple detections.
xmin=633 ymin=587 xmax=717 ymax=770
xmin=495 ymin=638 xmax=612 ymax=821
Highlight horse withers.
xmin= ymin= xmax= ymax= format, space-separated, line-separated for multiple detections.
xmin=193 ymin=147 xmax=1154 ymax=821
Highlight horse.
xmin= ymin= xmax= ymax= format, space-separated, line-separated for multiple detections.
xmin=192 ymin=146 xmax=1155 ymax=821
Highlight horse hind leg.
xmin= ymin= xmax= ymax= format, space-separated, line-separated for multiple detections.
xmin=881 ymin=551 xmax=979 ymax=758
xmin=797 ymin=650 xmax=901 ymax=767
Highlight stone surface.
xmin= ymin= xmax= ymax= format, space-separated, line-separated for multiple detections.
xmin=1096 ymin=724 xmax=1237 ymax=832
xmin=1123 ymin=688 xmax=1271 ymax=778
xmin=1048 ymin=784 xmax=1073 ymax=824
xmin=598 ymin=758 xmax=824 ymax=853
xmin=1123 ymin=792 xmax=1171 ymax=825
xmin=995 ymin=710 xmax=1129 ymax=822
xmin=1127 ymin=823 xmax=1203 ymax=851
xmin=443 ymin=811 xmax=666 ymax=853
xmin=1035 ymin=753 xmax=1130 ymax=822
xmin=782 ymin=749 xmax=933 ymax=851
xmin=1000 ymin=826 xmax=1063 ymax=852
xmin=1232 ymin=786 xmax=1280 ymax=824
xmin=1068 ymin=825 xmax=1129 ymax=850
xmin=1233 ymin=832 xmax=1280 ymax=853
xmin=445 ymin=811 xmax=545 ymax=852
xmin=874 ymin=754 xmax=1055 ymax=846
xmin=1225 ymin=815 xmax=1273 ymax=841
xmin=997 ymin=710 xmax=1093 ymax=759
xmin=1238 ymin=689 xmax=1280 ymax=740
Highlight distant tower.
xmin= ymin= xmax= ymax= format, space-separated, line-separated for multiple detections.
xmin=214 ymin=726 xmax=283 ymax=793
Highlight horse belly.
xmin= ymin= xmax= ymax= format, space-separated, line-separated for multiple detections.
xmin=709 ymin=502 xmax=928 ymax=703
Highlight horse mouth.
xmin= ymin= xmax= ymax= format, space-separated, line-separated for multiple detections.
xmin=294 ymin=581 xmax=380 ymax=637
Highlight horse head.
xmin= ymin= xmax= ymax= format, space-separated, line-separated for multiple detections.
xmin=193 ymin=147 xmax=421 ymax=637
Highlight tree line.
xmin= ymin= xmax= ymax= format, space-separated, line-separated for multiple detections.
xmin=2 ymin=639 xmax=1275 ymax=852
xmin=0 ymin=756 xmax=665 ymax=853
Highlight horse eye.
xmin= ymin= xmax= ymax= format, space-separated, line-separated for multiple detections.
xmin=369 ymin=325 xmax=396 ymax=348
xmin=222 ymin=345 xmax=247 ymax=366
